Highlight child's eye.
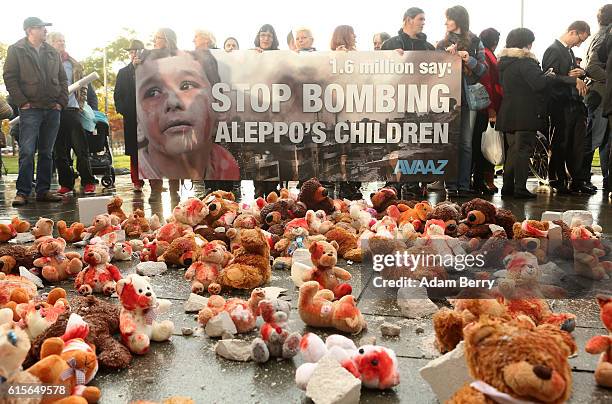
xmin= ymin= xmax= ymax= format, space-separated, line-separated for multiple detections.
xmin=180 ymin=81 xmax=200 ymax=91
xmin=144 ymin=87 xmax=162 ymax=98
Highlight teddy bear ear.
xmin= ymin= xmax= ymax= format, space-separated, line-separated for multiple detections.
xmin=309 ymin=241 xmax=318 ymax=253
xmin=330 ymin=240 xmax=339 ymax=252
xmin=116 ymin=278 xmax=128 ymax=295
xmin=596 ymin=294 xmax=611 ymax=308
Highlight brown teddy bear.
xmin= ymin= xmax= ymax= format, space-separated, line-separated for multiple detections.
xmin=298 ymin=178 xmax=336 ymax=215
xmin=107 ymin=195 xmax=127 ymax=223
xmin=193 ymin=224 xmax=230 ymax=246
xmin=218 ymin=228 xmax=271 ymax=290
xmin=0 ymin=216 xmax=31 ymax=242
xmin=369 ymin=187 xmax=416 ymax=218
xmin=495 ymin=208 xmax=517 ymax=239
xmin=158 ymin=234 xmax=204 ymax=267
xmin=457 ymin=198 xmax=498 ymax=239
xmin=33 ymin=237 xmax=83 ymax=283
xmin=323 ymin=226 xmax=363 ymax=262
xmin=57 ymin=220 xmax=85 ymax=243
xmin=302 ymin=240 xmax=352 ymax=298
xmin=512 ymin=219 xmax=550 ymax=263
xmin=25 ymin=295 xmax=132 ymax=370
xmin=447 ymin=316 xmax=576 ymax=404
xmin=122 ymin=209 xmax=150 ymax=238
xmin=260 ymin=199 xmax=307 ymax=236
xmin=85 ymin=214 xmax=119 ymax=238
xmin=570 ymin=225 xmax=612 ymax=280
xmin=0 ymin=245 xmax=39 ymax=274
xmin=201 ymin=193 xmax=238 ymax=228
xmin=30 ymin=217 xmax=54 ymax=239
xmin=184 ymin=241 xmax=233 ymax=294
xmin=426 ymin=201 xmax=462 ymax=237
xmin=298 ymin=281 xmax=366 ymax=334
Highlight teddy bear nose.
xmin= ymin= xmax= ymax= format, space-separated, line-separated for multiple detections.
xmin=145 ymin=292 xmax=152 ymax=297
xmin=447 ymin=224 xmax=457 ymax=231
xmin=209 ymin=203 xmax=217 ymax=211
xmin=561 ymin=318 xmax=576 ymax=332
xmin=327 ymin=252 xmax=333 ymax=256
xmin=526 ymin=240 xmax=538 ymax=250
xmin=468 ymin=214 xmax=476 ymax=222
xmin=265 ymin=213 xmax=274 ymax=224
xmin=88 ymin=252 xmax=94 ymax=257
xmin=321 ymin=188 xmax=328 ymax=197
xmin=533 ymin=365 xmax=552 ymax=380
xmin=184 ymin=258 xmax=193 ymax=266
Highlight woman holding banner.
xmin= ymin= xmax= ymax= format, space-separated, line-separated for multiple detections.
xmin=436 ymin=5 xmax=488 ymax=198
xmin=136 ymin=48 xmax=239 ymax=181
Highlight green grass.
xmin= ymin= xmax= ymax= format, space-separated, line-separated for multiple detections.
xmin=1 ymin=154 xmax=130 ymax=174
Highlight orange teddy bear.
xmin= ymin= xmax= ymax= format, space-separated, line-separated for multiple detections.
xmin=585 ymin=294 xmax=612 ymax=388
xmin=302 ymin=240 xmax=352 ymax=299
xmin=27 ymin=313 xmax=101 ymax=403
xmin=0 ymin=216 xmax=31 ymax=242
xmin=33 ymin=237 xmax=83 ymax=283
xmin=58 ymin=220 xmax=86 ymax=243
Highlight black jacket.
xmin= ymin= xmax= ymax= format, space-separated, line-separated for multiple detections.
xmin=381 ymin=29 xmax=434 ymax=51
xmin=542 ymin=39 xmax=581 ymax=103
xmin=114 ymin=63 xmax=137 ymax=156
xmin=3 ymin=38 xmax=68 ymax=109
xmin=600 ymin=28 xmax=612 ymax=116
xmin=496 ymin=48 xmax=557 ymax=133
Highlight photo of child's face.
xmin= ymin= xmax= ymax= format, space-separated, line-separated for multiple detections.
xmin=137 ymin=52 xmax=215 ymax=156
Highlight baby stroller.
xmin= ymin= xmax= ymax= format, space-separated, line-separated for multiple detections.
xmin=85 ymin=110 xmax=115 ymax=188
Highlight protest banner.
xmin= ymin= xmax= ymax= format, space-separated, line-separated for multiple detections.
xmin=136 ymin=49 xmax=461 ymax=181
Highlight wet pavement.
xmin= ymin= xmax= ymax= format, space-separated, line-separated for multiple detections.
xmin=1 ymin=173 xmax=611 ymax=403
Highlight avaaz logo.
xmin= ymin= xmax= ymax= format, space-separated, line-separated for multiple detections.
xmin=394 ymin=160 xmax=448 ymax=175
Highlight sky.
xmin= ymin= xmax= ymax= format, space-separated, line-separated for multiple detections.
xmin=0 ymin=0 xmax=606 ymax=70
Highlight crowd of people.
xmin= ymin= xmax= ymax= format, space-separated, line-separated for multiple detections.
xmin=2 ymin=4 xmax=612 ymax=206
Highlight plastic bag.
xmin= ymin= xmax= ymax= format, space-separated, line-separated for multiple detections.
xmin=481 ymin=123 xmax=504 ymax=165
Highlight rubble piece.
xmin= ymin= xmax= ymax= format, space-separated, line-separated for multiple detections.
xmin=215 ymin=339 xmax=252 ymax=362
xmin=359 ymin=336 xmax=376 ymax=346
xmin=10 ymin=233 xmax=35 ymax=244
xmin=306 ymin=355 xmax=361 ymax=404
xmin=19 ymin=267 xmax=43 ymax=288
xmin=184 ymin=294 xmax=209 ymax=313
xmin=181 ymin=327 xmax=193 ymax=336
xmin=380 ymin=322 xmax=401 ymax=337
xmin=136 ymin=261 xmax=168 ymax=276
xmin=262 ymin=286 xmax=288 ymax=300
xmin=397 ymin=287 xmax=438 ymax=318
xmin=205 ymin=311 xmax=237 ymax=337
xmin=221 ymin=331 xmax=235 ymax=340
xmin=78 ymin=195 xmax=112 ymax=225
xmin=541 ymin=211 xmax=562 ymax=222
xmin=547 ymin=222 xmax=563 ymax=253
xmin=419 ymin=341 xmax=472 ymax=402
xmin=415 ymin=326 xmax=425 ymax=334
xmin=562 ymin=210 xmax=593 ymax=226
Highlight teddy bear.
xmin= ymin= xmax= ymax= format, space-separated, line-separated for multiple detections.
xmin=0 ymin=245 xmax=39 ymax=274
xmin=201 ymin=193 xmax=238 ymax=228
xmin=16 ymin=287 xmax=69 ymax=340
xmin=272 ymin=218 xmax=309 ymax=264
xmin=30 ymin=217 xmax=54 ymax=239
xmin=198 ymin=289 xmax=267 ymax=334
xmin=184 ymin=241 xmax=233 ymax=294
xmin=390 ymin=201 xmax=433 ymax=233
xmin=32 ymin=237 xmax=83 ymax=283
xmin=75 ymin=243 xmax=122 ymax=296
xmin=25 ymin=295 xmax=132 ymax=371
xmin=417 ymin=219 xmax=467 ymax=257
xmin=107 ymin=195 xmax=127 ymax=223
xmin=305 ymin=209 xmax=334 ymax=235
xmin=295 ymin=333 xmax=400 ymax=390
xmin=57 ymin=220 xmax=86 ymax=243
xmin=0 ymin=273 xmax=38 ymax=322
xmin=324 ymin=226 xmax=363 ymax=262
xmin=0 ymin=216 xmax=31 ymax=243
xmin=495 ymin=208 xmax=517 ymax=239
xmin=33 ymin=313 xmax=102 ymax=402
xmin=122 ymin=209 xmax=151 ymax=238
xmin=426 ymin=201 xmax=461 ymax=237
xmin=348 ymin=203 xmax=376 ymax=233
xmin=369 ymin=186 xmax=416 ymax=218
xmin=232 ymin=212 xmax=260 ymax=229
xmin=457 ymin=198 xmax=498 ymax=239
xmin=447 ymin=316 xmax=576 ymax=404
xmin=112 ymin=242 xmax=134 ymax=262
xmin=158 ymin=234 xmax=205 ymax=267
xmin=302 ymin=240 xmax=353 ymax=299
xmin=193 ymin=224 xmax=230 ymax=246
xmin=84 ymin=214 xmax=120 ymax=240
xmin=260 ymin=199 xmax=308 ymax=236
xmin=0 ymin=323 xmax=42 ymax=404
xmin=251 ymin=299 xmax=301 ymax=363
xmin=139 ymin=238 xmax=170 ymax=262
xmin=169 ymin=197 xmax=210 ymax=228
xmin=570 ymin=225 xmax=612 ymax=280
xmin=218 ymin=228 xmax=272 ymax=290
xmin=512 ymin=219 xmax=550 ymax=263
xmin=298 ymin=281 xmax=366 ymax=334
xmin=585 ymin=294 xmax=612 ymax=388
xmin=298 ymin=178 xmax=336 ymax=215
xmin=116 ymin=274 xmax=174 ymax=354
xmin=155 ymin=222 xmax=193 ymax=244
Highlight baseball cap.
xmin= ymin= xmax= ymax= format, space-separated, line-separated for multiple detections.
xmin=125 ymin=40 xmax=145 ymax=51
xmin=23 ymin=17 xmax=52 ymax=31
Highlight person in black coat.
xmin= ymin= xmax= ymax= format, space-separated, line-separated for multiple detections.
xmin=114 ymin=40 xmax=144 ymax=191
xmin=497 ymin=28 xmax=578 ymax=199
xmin=542 ymin=21 xmax=591 ymax=194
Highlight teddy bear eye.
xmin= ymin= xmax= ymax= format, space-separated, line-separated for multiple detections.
xmin=8 ymin=330 xmax=18 ymax=346
xmin=138 ymin=289 xmax=143 ymax=293
xmin=370 ymin=359 xmax=379 ymax=366
xmin=147 ymin=286 xmax=150 ymax=290
xmin=359 ymin=348 xmax=364 ymax=354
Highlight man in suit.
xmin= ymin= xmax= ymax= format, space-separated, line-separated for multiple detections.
xmin=543 ymin=21 xmax=591 ymax=194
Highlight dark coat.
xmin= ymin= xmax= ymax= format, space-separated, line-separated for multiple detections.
xmin=381 ymin=30 xmax=434 ymax=51
xmin=542 ymin=39 xmax=581 ymax=103
xmin=496 ymin=48 xmax=558 ymax=133
xmin=3 ymin=38 xmax=68 ymax=109
xmin=114 ymin=63 xmax=137 ymax=156
xmin=600 ymin=28 xmax=612 ymax=116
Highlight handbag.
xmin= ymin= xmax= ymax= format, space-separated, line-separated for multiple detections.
xmin=466 ymin=82 xmax=491 ymax=111
xmin=481 ymin=123 xmax=504 ymax=165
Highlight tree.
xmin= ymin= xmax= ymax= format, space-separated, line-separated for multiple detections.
xmin=0 ymin=42 xmax=7 ymax=86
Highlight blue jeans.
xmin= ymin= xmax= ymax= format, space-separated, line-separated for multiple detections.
xmin=584 ymin=103 xmax=610 ymax=183
xmin=447 ymin=106 xmax=476 ymax=191
xmin=16 ymin=108 xmax=60 ymax=196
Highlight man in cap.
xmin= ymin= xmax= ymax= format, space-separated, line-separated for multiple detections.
xmin=3 ymin=17 xmax=67 ymax=206
xmin=114 ymin=39 xmax=145 ymax=191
